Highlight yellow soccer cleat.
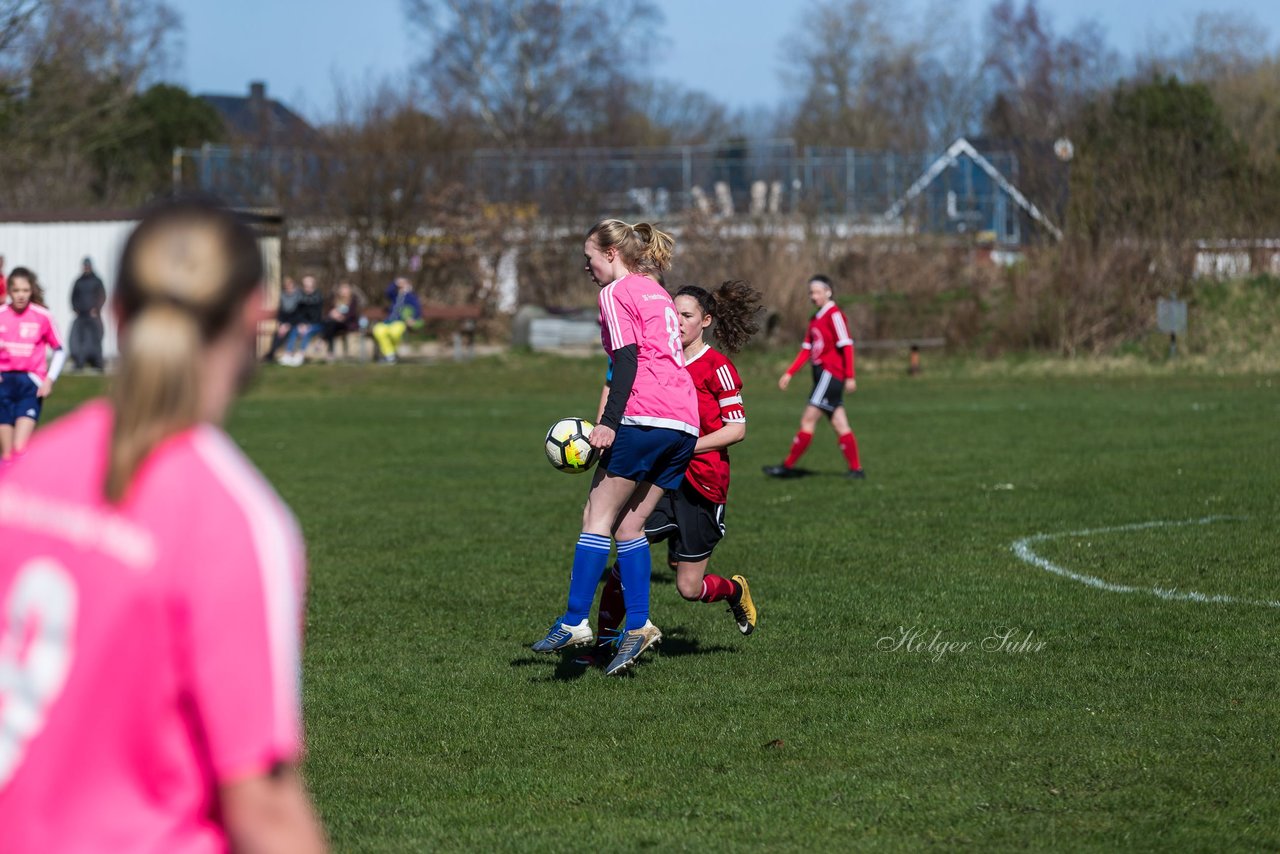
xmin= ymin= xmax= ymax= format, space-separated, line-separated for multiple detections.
xmin=728 ymin=575 xmax=757 ymax=635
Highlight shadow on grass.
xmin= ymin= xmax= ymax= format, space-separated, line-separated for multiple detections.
xmin=510 ymin=650 xmax=597 ymax=683
xmin=509 ymin=625 xmax=738 ymax=682
xmin=657 ymin=625 xmax=738 ymax=659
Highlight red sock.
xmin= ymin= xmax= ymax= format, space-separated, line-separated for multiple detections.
xmin=597 ymin=565 xmax=625 ymax=638
xmin=783 ymin=431 xmax=814 ymax=468
xmin=699 ymin=574 xmax=737 ymax=603
xmin=838 ymin=432 xmax=861 ymax=471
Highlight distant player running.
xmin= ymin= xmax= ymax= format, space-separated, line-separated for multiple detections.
xmin=0 ymin=268 xmax=66 ymax=464
xmin=0 ymin=199 xmax=327 ymax=851
xmin=531 ymin=219 xmax=699 ymax=676
xmin=587 ymin=281 xmax=762 ymax=660
xmin=763 ymin=274 xmax=865 ymax=479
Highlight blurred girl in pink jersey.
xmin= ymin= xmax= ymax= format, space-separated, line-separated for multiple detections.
xmin=531 ymin=219 xmax=698 ymax=676
xmin=0 ymin=198 xmax=327 ymax=852
xmin=0 ymin=268 xmax=66 ymax=463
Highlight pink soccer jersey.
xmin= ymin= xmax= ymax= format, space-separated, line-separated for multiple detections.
xmin=598 ymin=274 xmax=698 ymax=436
xmin=0 ymin=303 xmax=62 ymax=378
xmin=0 ymin=401 xmax=306 ymax=853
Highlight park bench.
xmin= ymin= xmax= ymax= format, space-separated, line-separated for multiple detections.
xmin=356 ymin=303 xmax=484 ymax=361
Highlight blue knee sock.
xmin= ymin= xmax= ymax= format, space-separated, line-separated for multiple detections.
xmin=615 ymin=536 xmax=651 ymax=630
xmin=564 ymin=533 xmax=611 ymax=624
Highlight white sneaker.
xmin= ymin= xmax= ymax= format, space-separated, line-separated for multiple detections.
xmin=531 ymin=619 xmax=594 ymax=653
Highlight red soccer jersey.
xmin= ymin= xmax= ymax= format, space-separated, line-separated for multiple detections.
xmin=682 ymin=343 xmax=745 ymax=504
xmin=801 ymin=302 xmax=855 ymax=380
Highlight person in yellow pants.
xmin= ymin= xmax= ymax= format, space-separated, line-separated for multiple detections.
xmin=372 ymin=277 xmax=423 ymax=363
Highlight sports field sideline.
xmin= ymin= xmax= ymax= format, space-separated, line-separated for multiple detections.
xmin=46 ymin=355 xmax=1280 ymax=850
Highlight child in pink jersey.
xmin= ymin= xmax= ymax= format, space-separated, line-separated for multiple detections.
xmin=531 ymin=219 xmax=698 ymax=676
xmin=0 ymin=199 xmax=327 ymax=853
xmin=0 ymin=268 xmax=66 ymax=462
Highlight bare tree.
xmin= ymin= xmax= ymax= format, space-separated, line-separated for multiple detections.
xmin=0 ymin=0 xmax=39 ymax=54
xmin=0 ymin=0 xmax=181 ymax=208
xmin=780 ymin=0 xmax=986 ymax=151
xmin=981 ymin=0 xmax=1118 ymax=141
xmin=403 ymin=0 xmax=661 ymax=149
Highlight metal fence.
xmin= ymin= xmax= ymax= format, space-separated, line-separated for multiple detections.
xmin=175 ymin=139 xmax=1023 ymax=239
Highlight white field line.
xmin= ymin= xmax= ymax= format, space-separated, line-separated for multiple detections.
xmin=1010 ymin=516 xmax=1280 ymax=609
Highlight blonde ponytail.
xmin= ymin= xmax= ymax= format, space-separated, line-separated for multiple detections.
xmin=632 ymin=222 xmax=674 ymax=274
xmin=587 ymin=219 xmax=675 ymax=277
xmin=106 ymin=305 xmax=203 ymax=502
xmin=104 ymin=197 xmax=264 ymax=504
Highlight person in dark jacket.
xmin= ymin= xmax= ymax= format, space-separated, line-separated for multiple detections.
xmin=263 ymin=276 xmax=301 ymax=362
xmin=69 ymin=257 xmax=107 ymax=371
xmin=320 ymin=282 xmax=365 ymax=361
xmin=279 ymin=276 xmax=324 ymax=366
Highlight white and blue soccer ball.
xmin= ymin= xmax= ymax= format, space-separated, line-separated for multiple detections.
xmin=544 ymin=417 xmax=599 ymax=474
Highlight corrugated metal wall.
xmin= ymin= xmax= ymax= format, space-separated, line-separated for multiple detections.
xmin=0 ymin=220 xmax=281 ymax=360
xmin=0 ymin=220 xmax=135 ymax=359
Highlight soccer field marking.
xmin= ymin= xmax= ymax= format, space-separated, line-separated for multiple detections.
xmin=1010 ymin=515 xmax=1280 ymax=609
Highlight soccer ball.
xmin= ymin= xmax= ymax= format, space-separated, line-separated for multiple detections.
xmin=545 ymin=417 xmax=599 ymax=473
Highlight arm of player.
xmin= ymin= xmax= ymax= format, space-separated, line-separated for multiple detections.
xmin=840 ymin=344 xmax=856 ymax=393
xmin=596 ymin=382 xmax=609 ymax=424
xmin=694 ymin=421 xmax=745 ymax=454
xmin=41 ymin=349 xmax=66 ymax=397
xmin=779 ymin=347 xmax=808 ymax=390
xmin=592 ymin=344 xmax=637 ymax=448
xmin=221 ymin=768 xmax=328 ymax=854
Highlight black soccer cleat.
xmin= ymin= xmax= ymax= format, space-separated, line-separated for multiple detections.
xmin=762 ymin=464 xmax=801 ymax=479
xmin=846 ymin=469 xmax=866 ymax=480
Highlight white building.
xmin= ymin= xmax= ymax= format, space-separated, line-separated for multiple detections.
xmin=0 ymin=210 xmax=283 ymax=360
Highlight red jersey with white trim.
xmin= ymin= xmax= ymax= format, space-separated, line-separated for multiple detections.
xmin=682 ymin=343 xmax=745 ymax=504
xmin=0 ymin=400 xmax=305 ymax=852
xmin=802 ymin=301 xmax=855 ymax=380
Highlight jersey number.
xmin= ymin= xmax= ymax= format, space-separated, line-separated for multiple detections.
xmin=0 ymin=559 xmax=78 ymax=786
xmin=664 ymin=307 xmax=683 ymax=366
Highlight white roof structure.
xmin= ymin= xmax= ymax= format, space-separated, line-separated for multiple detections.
xmin=883 ymin=138 xmax=1063 ymax=241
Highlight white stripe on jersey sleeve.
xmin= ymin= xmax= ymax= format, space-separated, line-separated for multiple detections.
xmin=832 ymin=311 xmax=853 ymax=347
xmin=718 ymin=394 xmax=743 ymax=407
xmin=600 ymin=283 xmax=623 ymax=347
xmin=192 ymin=427 xmax=302 ymax=748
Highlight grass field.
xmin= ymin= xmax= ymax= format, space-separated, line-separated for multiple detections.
xmin=47 ymin=355 xmax=1280 ymax=850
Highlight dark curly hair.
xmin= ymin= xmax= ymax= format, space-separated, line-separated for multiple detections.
xmin=675 ymin=280 xmax=762 ymax=355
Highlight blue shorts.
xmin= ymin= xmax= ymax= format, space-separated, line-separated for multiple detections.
xmin=0 ymin=372 xmax=42 ymax=425
xmin=602 ymin=424 xmax=696 ymax=490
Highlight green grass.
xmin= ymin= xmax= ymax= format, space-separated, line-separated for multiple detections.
xmin=46 ymin=355 xmax=1280 ymax=850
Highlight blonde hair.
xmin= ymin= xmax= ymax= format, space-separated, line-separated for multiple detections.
xmin=106 ymin=199 xmax=263 ymax=503
xmin=586 ymin=219 xmax=674 ymax=276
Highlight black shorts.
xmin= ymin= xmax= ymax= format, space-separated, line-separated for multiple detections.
xmin=808 ymin=366 xmax=844 ymax=413
xmin=643 ymin=480 xmax=726 ymax=561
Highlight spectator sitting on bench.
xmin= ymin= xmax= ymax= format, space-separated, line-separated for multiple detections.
xmin=321 ymin=281 xmax=366 ymax=361
xmin=263 ymin=276 xmax=301 ymax=362
xmin=372 ymin=277 xmax=423 ymax=364
xmin=280 ymin=275 xmax=324 ymax=366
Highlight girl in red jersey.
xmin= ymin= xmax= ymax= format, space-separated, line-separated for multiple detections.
xmin=585 ymin=281 xmax=762 ymax=662
xmin=763 ymin=274 xmax=865 ymax=479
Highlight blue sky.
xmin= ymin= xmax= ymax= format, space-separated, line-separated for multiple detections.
xmin=167 ymin=0 xmax=1280 ymax=122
